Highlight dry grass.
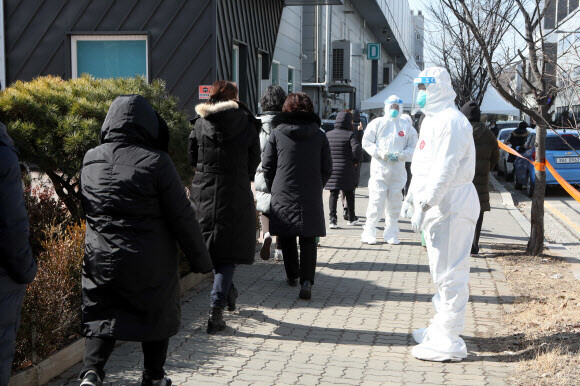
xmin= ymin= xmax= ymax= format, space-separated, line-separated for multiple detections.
xmin=489 ymin=244 xmax=580 ymax=385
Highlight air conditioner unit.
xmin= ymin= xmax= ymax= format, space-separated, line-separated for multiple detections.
xmin=332 ymin=40 xmax=351 ymax=82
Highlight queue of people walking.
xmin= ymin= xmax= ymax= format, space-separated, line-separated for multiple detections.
xmin=0 ymin=67 xmax=505 ymax=385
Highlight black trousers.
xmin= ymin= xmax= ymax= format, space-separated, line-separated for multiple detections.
xmin=329 ymin=189 xmax=355 ymax=222
xmin=278 ymin=236 xmax=317 ymax=285
xmin=81 ymin=337 xmax=168 ymax=380
xmin=404 ymin=162 xmax=412 ymax=197
xmin=210 ymin=263 xmax=235 ymax=308
xmin=471 ymin=211 xmax=485 ymax=254
xmin=0 ymin=287 xmax=25 ymax=386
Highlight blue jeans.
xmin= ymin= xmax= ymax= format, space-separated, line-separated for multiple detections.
xmin=210 ymin=263 xmax=235 ymax=308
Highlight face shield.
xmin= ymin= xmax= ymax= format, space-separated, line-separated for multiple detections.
xmin=384 ymin=96 xmax=403 ymax=119
xmin=412 ymin=77 xmax=436 ymax=115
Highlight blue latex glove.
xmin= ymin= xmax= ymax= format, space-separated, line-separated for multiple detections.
xmin=387 ymin=153 xmax=400 ymax=162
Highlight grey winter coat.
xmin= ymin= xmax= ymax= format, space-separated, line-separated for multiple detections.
xmin=254 ymin=112 xmax=277 ymax=213
xmin=81 ymin=95 xmax=212 ymax=341
xmin=262 ymin=112 xmax=333 ymax=237
xmin=189 ymin=101 xmax=261 ymax=265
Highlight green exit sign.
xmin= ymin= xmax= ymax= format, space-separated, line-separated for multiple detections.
xmin=367 ymin=43 xmax=381 ymax=60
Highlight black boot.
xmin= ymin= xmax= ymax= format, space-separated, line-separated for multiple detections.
xmin=227 ymin=284 xmax=238 ymax=312
xmin=207 ymin=307 xmax=226 ymax=334
xmin=142 ymin=372 xmax=172 ymax=386
xmin=299 ymin=280 xmax=312 ymax=300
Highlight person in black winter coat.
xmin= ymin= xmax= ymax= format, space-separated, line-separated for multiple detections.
xmin=189 ymin=81 xmax=261 ymax=334
xmin=507 ymin=121 xmax=529 ymax=149
xmin=80 ymin=95 xmax=212 ymax=386
xmin=262 ymin=92 xmax=333 ymax=300
xmin=461 ymin=101 xmax=500 ymax=255
xmin=0 ymin=123 xmax=37 ymax=386
xmin=325 ymin=110 xmax=362 ymax=228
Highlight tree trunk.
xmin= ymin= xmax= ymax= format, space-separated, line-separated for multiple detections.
xmin=526 ymin=120 xmax=546 ymax=255
xmin=46 ymin=171 xmax=82 ymax=221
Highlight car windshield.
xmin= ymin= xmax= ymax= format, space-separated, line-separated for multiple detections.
xmin=498 ymin=129 xmax=515 ymax=141
xmin=497 ymin=122 xmax=521 ymax=129
xmin=546 ymin=134 xmax=580 ymax=151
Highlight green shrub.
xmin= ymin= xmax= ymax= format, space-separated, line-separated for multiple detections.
xmin=14 ymin=222 xmax=85 ymax=370
xmin=0 ymin=76 xmax=192 ymax=220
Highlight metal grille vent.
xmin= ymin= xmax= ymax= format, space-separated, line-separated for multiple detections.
xmin=333 ymin=48 xmax=344 ymax=81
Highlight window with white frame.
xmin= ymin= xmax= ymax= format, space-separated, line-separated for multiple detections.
xmin=232 ymin=44 xmax=240 ymax=84
xmin=71 ymin=34 xmax=148 ymax=79
xmin=287 ymin=66 xmax=295 ymax=94
xmin=271 ymin=61 xmax=280 ymax=86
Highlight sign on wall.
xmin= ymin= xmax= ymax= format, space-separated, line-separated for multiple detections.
xmin=199 ymin=85 xmax=211 ymax=100
xmin=367 ymin=43 xmax=381 ymax=60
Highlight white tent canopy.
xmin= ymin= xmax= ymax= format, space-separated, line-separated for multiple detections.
xmin=361 ymin=58 xmax=421 ymax=111
xmin=480 ymin=86 xmax=520 ymax=116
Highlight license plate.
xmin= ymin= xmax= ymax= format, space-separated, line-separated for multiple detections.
xmin=556 ymin=157 xmax=580 ymax=164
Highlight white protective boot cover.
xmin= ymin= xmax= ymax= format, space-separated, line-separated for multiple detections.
xmin=408 ymin=67 xmax=480 ymax=362
xmin=383 ymin=188 xmax=403 ymax=243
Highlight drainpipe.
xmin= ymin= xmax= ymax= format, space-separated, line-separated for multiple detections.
xmin=302 ymin=4 xmax=332 ymax=116
xmin=302 ymin=4 xmax=331 ymax=88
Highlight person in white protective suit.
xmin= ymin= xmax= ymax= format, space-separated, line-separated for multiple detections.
xmin=401 ymin=67 xmax=480 ymax=362
xmin=361 ymin=95 xmax=418 ymax=245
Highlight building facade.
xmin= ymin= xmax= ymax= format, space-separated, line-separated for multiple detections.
xmin=258 ymin=0 xmax=422 ymax=116
xmin=0 ymin=0 xmax=285 ymax=115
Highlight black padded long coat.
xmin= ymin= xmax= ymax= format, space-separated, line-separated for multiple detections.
xmin=189 ymin=101 xmax=261 ymax=265
xmin=472 ymin=122 xmax=500 ymax=212
xmin=262 ymin=112 xmax=333 ymax=238
xmin=0 ymin=123 xmax=36 ymax=384
xmin=324 ymin=112 xmax=362 ymax=191
xmin=80 ymin=95 xmax=212 ymax=341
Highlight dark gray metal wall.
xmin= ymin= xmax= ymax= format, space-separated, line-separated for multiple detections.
xmin=216 ymin=0 xmax=284 ymax=112
xmin=4 ymin=0 xmax=216 ymax=115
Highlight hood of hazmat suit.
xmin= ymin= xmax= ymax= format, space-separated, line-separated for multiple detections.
xmin=408 ymin=67 xmax=480 ymax=362
xmin=361 ymin=95 xmax=418 ymax=245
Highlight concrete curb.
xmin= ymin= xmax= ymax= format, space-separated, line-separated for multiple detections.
xmin=8 ymin=272 xmax=211 ymax=386
xmin=490 ymin=175 xmax=580 ymax=281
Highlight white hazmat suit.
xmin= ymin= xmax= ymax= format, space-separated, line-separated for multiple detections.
xmin=361 ymin=95 xmax=418 ymax=245
xmin=403 ymin=67 xmax=480 ymax=362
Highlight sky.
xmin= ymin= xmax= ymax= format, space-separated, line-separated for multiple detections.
xmin=407 ymin=0 xmax=437 ymax=67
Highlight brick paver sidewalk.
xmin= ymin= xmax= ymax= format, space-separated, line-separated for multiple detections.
xmin=49 ymin=174 xmax=520 ymax=385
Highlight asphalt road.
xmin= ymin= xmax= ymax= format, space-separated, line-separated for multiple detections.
xmin=492 ymin=170 xmax=580 ymax=259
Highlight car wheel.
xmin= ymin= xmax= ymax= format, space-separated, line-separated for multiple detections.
xmin=513 ymin=170 xmax=522 ymax=190
xmin=526 ymin=173 xmax=534 ymax=197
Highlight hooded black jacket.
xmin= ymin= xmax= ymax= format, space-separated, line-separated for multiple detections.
xmin=189 ymin=100 xmax=261 ymax=265
xmin=325 ymin=111 xmax=362 ymax=191
xmin=262 ymin=112 xmax=333 ymax=237
xmin=80 ymin=95 xmax=211 ymax=341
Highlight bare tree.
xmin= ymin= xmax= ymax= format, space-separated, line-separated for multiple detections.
xmin=439 ymin=0 xmax=571 ymax=255
xmin=426 ymin=0 xmax=515 ymax=107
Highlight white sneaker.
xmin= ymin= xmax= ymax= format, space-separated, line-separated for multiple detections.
xmin=347 ymin=219 xmax=360 ymax=226
xmin=361 ymin=232 xmax=377 ymax=245
xmin=385 ymin=237 xmax=400 ymax=245
xmin=329 ymin=221 xmax=338 ymax=229
xmin=274 ymin=249 xmax=283 ymax=261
